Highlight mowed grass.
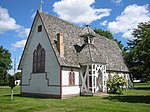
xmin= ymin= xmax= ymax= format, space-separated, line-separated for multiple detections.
xmin=0 ymin=82 xmax=150 ymax=112
xmin=0 ymin=86 xmax=20 ymax=96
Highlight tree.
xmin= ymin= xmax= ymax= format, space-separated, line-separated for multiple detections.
xmin=0 ymin=45 xmax=12 ymax=86
xmin=124 ymin=21 xmax=150 ymax=82
xmin=94 ymin=29 xmax=123 ymax=50
xmin=107 ymin=75 xmax=127 ymax=94
xmin=13 ymin=72 xmax=21 ymax=80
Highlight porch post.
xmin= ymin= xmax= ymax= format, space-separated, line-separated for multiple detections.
xmin=92 ymin=69 xmax=94 ymax=93
xmin=92 ymin=64 xmax=96 ymax=93
xmin=102 ymin=65 xmax=107 ymax=92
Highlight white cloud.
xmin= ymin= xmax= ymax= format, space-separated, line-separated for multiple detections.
xmin=0 ymin=6 xmax=20 ymax=34
xmin=111 ymin=0 xmax=122 ymax=4
xmin=11 ymin=39 xmax=26 ymax=50
xmin=16 ymin=28 xmax=30 ymax=38
xmin=122 ymin=30 xmax=134 ymax=40
xmin=0 ymin=6 xmax=30 ymax=38
xmin=107 ymin=4 xmax=150 ymax=40
xmin=53 ymin=0 xmax=111 ymax=25
xmin=31 ymin=11 xmax=36 ymax=19
xmin=100 ymin=20 xmax=108 ymax=26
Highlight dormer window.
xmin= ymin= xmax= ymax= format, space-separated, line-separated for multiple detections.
xmin=89 ymin=37 xmax=93 ymax=44
xmin=84 ymin=37 xmax=88 ymax=43
xmin=38 ymin=25 xmax=42 ymax=32
xmin=80 ymin=25 xmax=96 ymax=44
xmin=84 ymin=36 xmax=94 ymax=44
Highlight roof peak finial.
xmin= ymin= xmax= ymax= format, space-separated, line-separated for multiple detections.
xmin=39 ymin=0 xmax=44 ymax=12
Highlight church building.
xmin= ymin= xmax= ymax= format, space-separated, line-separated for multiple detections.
xmin=18 ymin=10 xmax=132 ymax=99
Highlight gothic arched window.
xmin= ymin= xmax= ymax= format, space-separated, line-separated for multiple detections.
xmin=69 ymin=70 xmax=75 ymax=86
xmin=41 ymin=48 xmax=45 ymax=72
xmin=33 ymin=50 xmax=37 ymax=73
xmin=33 ymin=44 xmax=45 ymax=73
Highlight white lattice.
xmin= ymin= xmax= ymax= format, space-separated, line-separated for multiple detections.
xmin=80 ymin=64 xmax=107 ymax=94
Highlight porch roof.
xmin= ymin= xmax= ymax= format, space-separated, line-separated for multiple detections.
xmin=78 ymin=44 xmax=106 ymax=64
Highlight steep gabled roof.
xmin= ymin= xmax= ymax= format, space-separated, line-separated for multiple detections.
xmin=19 ymin=10 xmax=129 ymax=72
xmin=39 ymin=11 xmax=128 ymax=72
xmin=94 ymin=35 xmax=128 ymax=72
xmin=39 ymin=11 xmax=82 ymax=68
xmin=78 ymin=44 xmax=106 ymax=64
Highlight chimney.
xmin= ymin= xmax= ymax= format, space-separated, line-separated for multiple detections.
xmin=57 ymin=33 xmax=64 ymax=57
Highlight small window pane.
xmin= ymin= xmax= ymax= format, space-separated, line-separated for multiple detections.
xmin=33 ymin=50 xmax=37 ymax=73
xmin=38 ymin=25 xmax=42 ymax=32
xmin=69 ymin=71 xmax=75 ymax=86
xmin=89 ymin=65 xmax=92 ymax=69
xmin=93 ymin=71 xmax=95 ymax=74
xmin=89 ymin=71 xmax=92 ymax=74
xmin=41 ymin=49 xmax=45 ymax=72
xmin=93 ymin=65 xmax=95 ymax=69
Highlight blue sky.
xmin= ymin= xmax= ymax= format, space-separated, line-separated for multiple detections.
xmin=0 ymin=0 xmax=150 ymax=74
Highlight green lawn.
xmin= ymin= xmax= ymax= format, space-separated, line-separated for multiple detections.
xmin=0 ymin=82 xmax=150 ymax=112
xmin=0 ymin=86 xmax=20 ymax=96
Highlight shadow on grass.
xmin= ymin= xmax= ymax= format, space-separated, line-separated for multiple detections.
xmin=3 ymin=94 xmax=51 ymax=99
xmin=134 ymin=87 xmax=150 ymax=90
xmin=104 ymin=95 xmax=150 ymax=104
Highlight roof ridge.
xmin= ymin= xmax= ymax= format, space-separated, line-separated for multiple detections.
xmin=38 ymin=11 xmax=129 ymax=71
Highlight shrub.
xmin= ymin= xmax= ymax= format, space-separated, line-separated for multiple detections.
xmin=107 ymin=75 xmax=127 ymax=94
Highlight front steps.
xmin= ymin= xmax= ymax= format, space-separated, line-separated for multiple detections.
xmin=81 ymin=92 xmax=108 ymax=96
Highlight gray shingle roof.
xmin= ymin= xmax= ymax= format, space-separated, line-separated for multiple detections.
xmin=39 ymin=11 xmax=129 ymax=72
xmin=78 ymin=44 xmax=106 ymax=64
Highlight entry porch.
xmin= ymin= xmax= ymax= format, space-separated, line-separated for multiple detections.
xmin=80 ymin=63 xmax=108 ymax=95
